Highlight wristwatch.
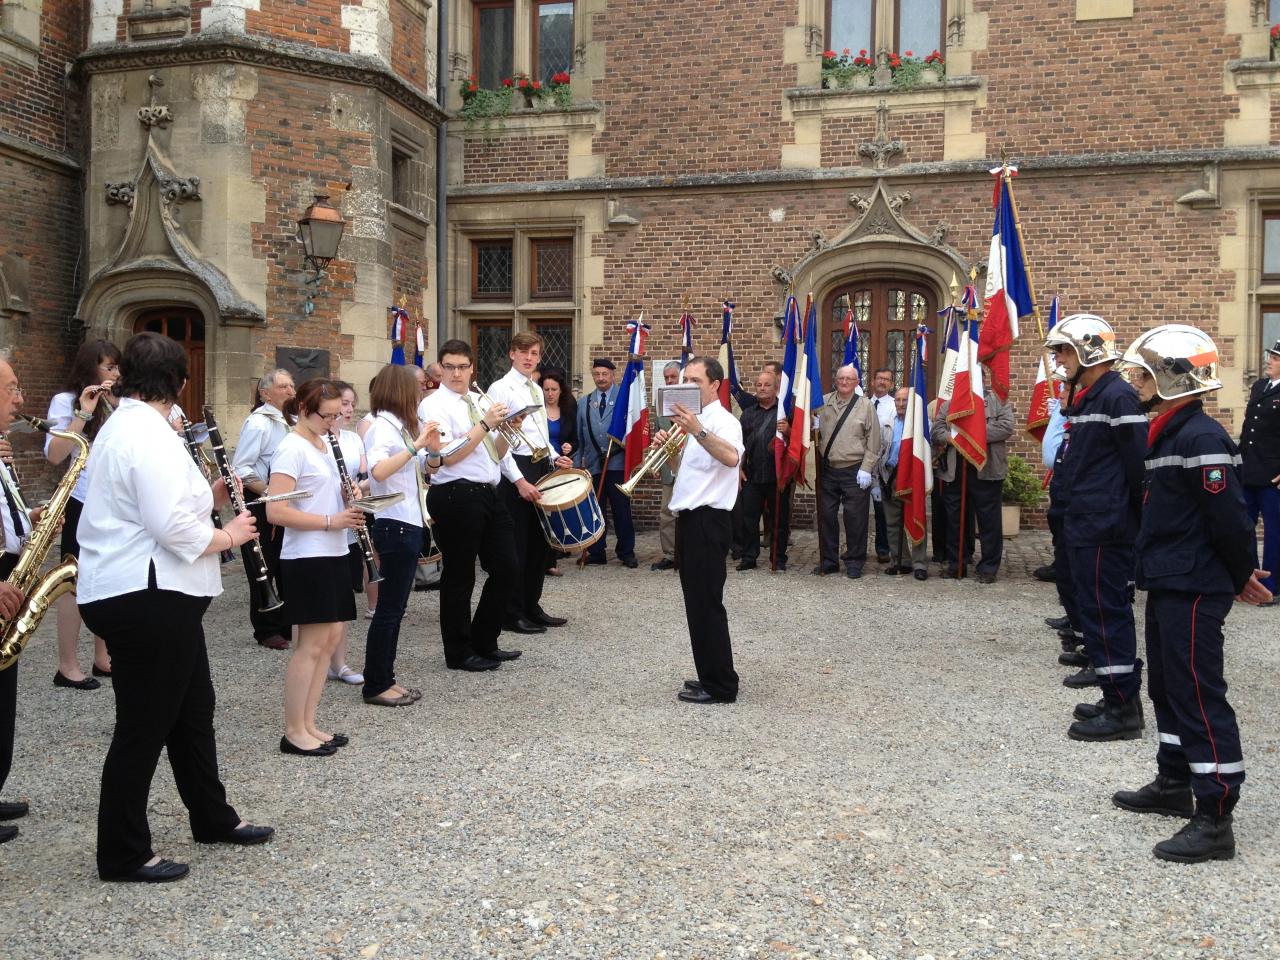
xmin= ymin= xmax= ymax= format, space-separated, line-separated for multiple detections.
xmin=695 ymin=428 xmax=708 ymax=441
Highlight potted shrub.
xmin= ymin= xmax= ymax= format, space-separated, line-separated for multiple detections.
xmin=921 ymin=50 xmax=946 ymax=83
xmin=821 ymin=49 xmax=874 ymax=89
xmin=458 ymin=76 xmax=514 ymax=133
xmin=1272 ymin=24 xmax=1279 ymax=61
xmin=546 ymin=70 xmax=573 ymax=109
xmin=1001 ymin=452 xmax=1043 ymax=538
xmin=509 ymin=73 xmax=541 ymax=108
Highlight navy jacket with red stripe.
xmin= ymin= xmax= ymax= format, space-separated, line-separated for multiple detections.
xmin=1136 ymin=401 xmax=1255 ymax=595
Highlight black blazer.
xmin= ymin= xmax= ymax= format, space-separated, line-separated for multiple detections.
xmin=1239 ymin=377 xmax=1280 ymax=487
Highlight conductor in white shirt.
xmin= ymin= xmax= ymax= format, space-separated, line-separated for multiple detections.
xmin=77 ymin=333 xmax=272 ymax=883
xmin=487 ymin=331 xmax=574 ymax=634
xmin=654 ymin=357 xmax=745 ymax=705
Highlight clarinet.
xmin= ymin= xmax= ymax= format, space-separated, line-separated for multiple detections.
xmin=180 ymin=417 xmax=235 ymax=564
xmin=325 ymin=431 xmax=382 ymax=584
xmin=202 ymin=405 xmax=284 ymax=613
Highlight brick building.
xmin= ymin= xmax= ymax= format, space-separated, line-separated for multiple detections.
xmin=1 ymin=0 xmax=1279 ymax=512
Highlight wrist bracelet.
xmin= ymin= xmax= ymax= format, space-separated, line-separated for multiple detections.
xmin=478 ymin=421 xmax=491 ymax=433
xmin=325 ymin=514 xmax=331 ymax=531
xmin=73 ymin=409 xmax=93 ymax=422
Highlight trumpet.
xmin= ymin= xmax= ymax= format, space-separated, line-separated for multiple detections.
xmin=469 ymin=382 xmax=549 ymax=461
xmin=618 ymin=426 xmax=686 ymax=498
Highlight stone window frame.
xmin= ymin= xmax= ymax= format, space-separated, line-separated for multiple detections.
xmin=388 ymin=121 xmax=431 ymax=240
xmin=1254 ymin=195 xmax=1280 ymax=374
xmin=826 ymin=0 xmax=947 ymax=58
xmin=0 ymin=0 xmax=41 ymax=70
xmin=459 ymin=0 xmax=576 ymax=90
xmin=530 ymin=0 xmax=574 ymax=84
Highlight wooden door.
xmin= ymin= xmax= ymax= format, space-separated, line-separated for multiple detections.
xmin=133 ymin=308 xmax=206 ymax=416
xmin=823 ymin=281 xmax=934 ymax=393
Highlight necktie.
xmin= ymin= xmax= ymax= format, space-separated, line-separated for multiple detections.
xmin=398 ymin=427 xmax=430 ymax=524
xmin=464 ymin=396 xmax=500 ymax=463
xmin=0 ymin=463 xmax=26 ymax=548
xmin=598 ymin=392 xmax=607 ymax=415
xmin=527 ymin=380 xmax=545 ymax=430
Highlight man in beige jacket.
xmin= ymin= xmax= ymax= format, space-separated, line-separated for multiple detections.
xmin=814 ymin=365 xmax=882 ymax=578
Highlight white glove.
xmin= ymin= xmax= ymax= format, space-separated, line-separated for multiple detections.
xmin=857 ymin=469 xmax=873 ymax=490
xmin=870 ymin=485 xmax=882 ymax=503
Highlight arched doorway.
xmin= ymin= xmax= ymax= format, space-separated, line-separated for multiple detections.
xmin=823 ymin=280 xmax=934 ymax=392
xmin=134 ymin=307 xmax=206 ymax=415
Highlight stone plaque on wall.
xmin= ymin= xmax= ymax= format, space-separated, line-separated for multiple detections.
xmin=276 ymin=347 xmax=330 ymax=384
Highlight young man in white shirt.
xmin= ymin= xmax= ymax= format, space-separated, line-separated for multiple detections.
xmin=420 ymin=339 xmax=524 ymax=670
xmin=656 ymin=356 xmax=745 ymax=705
xmin=487 ymin=332 xmax=573 ymax=634
xmin=231 ymin=368 xmax=295 ymax=650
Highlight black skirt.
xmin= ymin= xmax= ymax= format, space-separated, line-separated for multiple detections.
xmin=347 ymin=541 xmax=366 ymax=594
xmin=61 ymin=495 xmax=84 ymax=558
xmin=279 ymin=555 xmax=357 ymax=625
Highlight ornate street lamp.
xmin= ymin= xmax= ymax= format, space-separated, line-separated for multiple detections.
xmin=297 ymin=193 xmax=346 ymax=315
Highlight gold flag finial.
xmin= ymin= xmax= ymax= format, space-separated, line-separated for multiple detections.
xmin=949 ymin=270 xmax=959 ymax=303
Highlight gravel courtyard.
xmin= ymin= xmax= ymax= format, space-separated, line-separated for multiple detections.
xmin=3 ymin=530 xmax=1278 ymax=960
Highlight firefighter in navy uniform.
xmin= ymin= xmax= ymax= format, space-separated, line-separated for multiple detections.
xmin=1237 ymin=340 xmax=1280 ymax=603
xmin=1111 ymin=324 xmax=1271 ymax=863
xmin=1044 ymin=315 xmax=1148 ymax=741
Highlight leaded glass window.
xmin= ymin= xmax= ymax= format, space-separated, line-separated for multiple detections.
xmin=534 ymin=1 xmax=574 ymax=84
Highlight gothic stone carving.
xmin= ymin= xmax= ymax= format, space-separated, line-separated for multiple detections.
xmin=848 ymin=193 xmax=872 ymax=213
xmin=857 ymin=100 xmax=904 ymax=171
xmin=810 ymin=229 xmax=830 ymax=251
xmin=276 ymin=347 xmax=331 ymax=382
xmin=887 ymin=191 xmax=912 ymax=213
xmin=137 ymin=104 xmax=174 ymax=128
xmin=157 ymin=173 xmax=202 ymax=205
xmin=948 ymin=15 xmax=966 ymax=45
xmin=105 ymin=181 xmax=137 ymax=206
xmin=771 ymin=265 xmax=794 ymax=288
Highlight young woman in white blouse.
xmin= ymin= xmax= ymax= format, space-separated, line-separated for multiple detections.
xmin=77 ymin=332 xmax=272 ymax=883
xmin=44 ymin=339 xmax=120 ymax=689
xmin=326 ymin=380 xmax=369 ymax=684
xmin=265 ymin=380 xmax=366 ymax=756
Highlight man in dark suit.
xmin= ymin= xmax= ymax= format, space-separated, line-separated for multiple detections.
xmin=574 ymin=358 xmax=637 ymax=567
xmin=1239 ymin=340 xmax=1280 ymax=602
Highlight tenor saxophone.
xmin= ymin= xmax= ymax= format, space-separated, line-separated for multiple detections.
xmin=0 ymin=414 xmax=90 ymax=671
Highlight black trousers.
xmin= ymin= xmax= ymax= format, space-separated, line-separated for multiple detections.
xmin=818 ymin=464 xmax=870 ymax=572
xmin=242 ymin=501 xmax=288 ymax=640
xmin=930 ymin=477 xmax=949 ymax=560
xmin=427 ymin=481 xmax=518 ymax=663
xmin=942 ymin=464 xmax=1002 ymax=575
xmin=740 ymin=479 xmax=791 ymax=566
xmin=0 ymin=552 xmax=17 ymax=799
xmin=872 ymin=497 xmax=889 ymax=558
xmin=1048 ymin=513 xmax=1080 ymax=632
xmin=80 ymin=585 xmax=240 ymax=879
xmin=1147 ymin=591 xmax=1244 ymax=815
xmin=1069 ymin=544 xmax=1141 ymax=705
xmin=500 ymin=456 xmax=551 ymax=621
xmin=676 ymin=507 xmax=738 ymax=701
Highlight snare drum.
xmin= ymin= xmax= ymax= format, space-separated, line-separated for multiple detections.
xmin=534 ymin=468 xmax=605 ymax=551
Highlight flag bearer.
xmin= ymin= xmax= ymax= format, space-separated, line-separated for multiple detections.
xmin=1044 ymin=315 xmax=1148 ymax=741
xmin=1112 ymin=324 xmax=1270 ymax=863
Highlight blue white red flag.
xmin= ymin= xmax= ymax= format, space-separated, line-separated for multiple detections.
xmin=937 ymin=305 xmax=961 ymax=404
xmin=894 ymin=327 xmax=933 ymax=544
xmin=779 ymin=294 xmax=801 ymax=417
xmin=413 ymin=323 xmax=425 ymax=368
xmin=626 ymin=316 xmax=651 ymax=357
xmin=1026 ymin=295 xmax=1060 ymax=441
xmin=716 ymin=301 xmax=741 ymax=408
xmin=842 ymin=306 xmax=861 ymax=376
xmin=779 ymin=296 xmax=824 ymax=488
xmin=609 ymin=318 xmax=651 ymax=476
xmin=979 ymin=170 xmax=1035 ymax=402
xmin=947 ymin=318 xmax=988 ymax=470
xmin=389 ymin=305 xmax=408 ymax=366
xmin=677 ymin=311 xmax=694 ymax=367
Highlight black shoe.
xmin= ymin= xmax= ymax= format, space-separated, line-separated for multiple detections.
xmin=883 ymin=566 xmax=902 ymax=576
xmin=446 ymin=655 xmax=501 ymax=671
xmin=1062 ymin=665 xmax=1098 ymax=688
xmin=280 ymin=736 xmax=337 ymax=757
xmin=199 ymin=824 xmax=276 ymax=845
xmin=106 ymin=859 xmax=189 ymax=883
xmin=875 ymin=554 xmax=891 ymax=564
xmin=913 ymin=569 xmax=928 ymax=581
xmin=977 ymin=572 xmax=997 ymax=584
xmin=584 ymin=555 xmax=607 ymax=566
xmin=1153 ymin=810 xmax=1235 ymax=863
xmin=486 ymin=647 xmax=522 ymax=661
xmin=621 ymin=556 xmax=638 ymax=569
xmin=812 ymin=565 xmax=837 ymax=575
xmin=1113 ymin=775 xmax=1194 ymax=819
xmin=845 ymin=567 xmax=862 ymax=579
xmin=1058 ymin=648 xmax=1090 ymax=667
xmin=91 ymin=664 xmax=112 ymax=678
xmin=503 ymin=617 xmax=546 ymax=634
xmin=677 ymin=687 xmax=733 ymax=704
xmin=1073 ymin=699 xmax=1104 ymax=721
xmin=0 ymin=800 xmax=28 ymax=820
xmin=651 ymin=558 xmax=676 ymax=571
xmin=323 ymin=734 xmax=349 ymax=748
xmin=1057 ymin=628 xmax=1084 ymax=643
xmin=53 ymin=671 xmax=100 ymax=691
xmin=1067 ymin=699 xmax=1143 ymax=741
xmin=1033 ymin=564 xmax=1057 ymax=582
xmin=0 ymin=824 xmax=16 ymax=844
xmin=736 ymin=560 xmax=757 ymax=572
xmin=940 ymin=567 xmax=957 ymax=579
xmin=1044 ymin=615 xmax=1071 ymax=631
xmin=530 ymin=610 xmax=567 ymax=627
xmin=682 ymin=679 xmax=703 ymax=691
xmin=775 ymin=561 xmax=788 ymax=571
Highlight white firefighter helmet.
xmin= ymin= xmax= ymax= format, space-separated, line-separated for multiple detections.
xmin=1043 ymin=313 xmax=1120 ymax=368
xmin=1120 ymin=324 xmax=1222 ymax=401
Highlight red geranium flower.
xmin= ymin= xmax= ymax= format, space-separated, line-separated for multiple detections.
xmin=467 ymin=82 xmax=478 ymax=92
xmin=1273 ymin=23 xmax=1280 ymax=39
xmin=501 ymin=77 xmax=513 ymax=88
xmin=904 ymin=49 xmax=913 ymax=57
xmin=518 ymin=77 xmax=529 ymax=88
xmin=532 ymin=81 xmax=542 ymax=90
xmin=842 ymin=47 xmax=850 ymax=55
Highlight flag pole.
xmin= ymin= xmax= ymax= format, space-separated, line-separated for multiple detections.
xmin=578 ymin=438 xmax=616 ymax=567
xmin=1000 ymin=154 xmax=1057 ymax=388
xmin=955 ymin=314 xmax=971 ymax=581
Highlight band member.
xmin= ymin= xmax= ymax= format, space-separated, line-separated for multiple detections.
xmin=575 ymin=358 xmax=638 ymax=567
xmin=654 ymin=357 xmax=745 ymax=705
xmin=1112 ymin=324 xmax=1270 ymax=863
xmin=735 ymin=364 xmax=790 ymax=571
xmin=231 ymin=368 xmax=295 ymax=650
xmin=1044 ymin=315 xmax=1147 ymax=741
xmin=540 ymin=367 xmax=578 ymax=576
xmin=488 ymin=332 xmax=573 ymax=634
xmin=0 ymin=353 xmax=35 ymax=845
xmin=77 ymin=333 xmax=272 ymax=882
xmin=362 ymin=365 xmax=438 ymax=703
xmin=1238 ymin=340 xmax=1280 ymax=602
xmin=44 ymin=338 xmax=120 ymax=688
xmin=813 ymin=365 xmax=881 ymax=578
xmin=652 ymin=361 xmax=682 ymax=571
xmin=330 ymin=381 xmax=370 ymax=677
xmin=421 ymin=339 xmax=523 ymax=671
xmin=266 ymin=380 xmax=365 ymax=755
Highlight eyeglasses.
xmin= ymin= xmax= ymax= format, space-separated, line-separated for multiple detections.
xmin=441 ymin=362 xmax=472 ymax=373
xmin=316 ymin=412 xmax=342 ymax=422
xmin=3 ymin=384 xmax=22 ymax=397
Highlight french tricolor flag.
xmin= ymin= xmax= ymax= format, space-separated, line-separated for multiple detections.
xmin=609 ymin=317 xmax=651 ymax=477
xmin=979 ymin=169 xmax=1035 ymax=402
xmin=842 ymin=306 xmax=861 ymax=375
xmin=1025 ymin=295 xmax=1060 ymax=441
xmin=947 ymin=318 xmax=988 ymax=470
xmin=779 ymin=295 xmax=824 ymax=488
xmin=894 ymin=327 xmax=933 ymax=544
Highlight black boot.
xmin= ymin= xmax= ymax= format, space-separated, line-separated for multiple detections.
xmin=1062 ymin=665 xmax=1098 ymax=688
xmin=1153 ymin=809 xmax=1235 ymax=863
xmin=1044 ymin=614 xmax=1070 ymax=631
xmin=1058 ymin=644 xmax=1090 ymax=667
xmin=1067 ymin=698 xmax=1142 ymax=741
xmin=1112 ymin=775 xmax=1194 ymax=818
xmin=1073 ymin=699 xmax=1105 ymax=721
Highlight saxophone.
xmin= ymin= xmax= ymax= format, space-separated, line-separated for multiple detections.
xmin=0 ymin=414 xmax=90 ymax=671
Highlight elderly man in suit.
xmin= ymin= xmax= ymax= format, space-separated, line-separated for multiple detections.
xmin=574 ymin=357 xmax=637 ymax=568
